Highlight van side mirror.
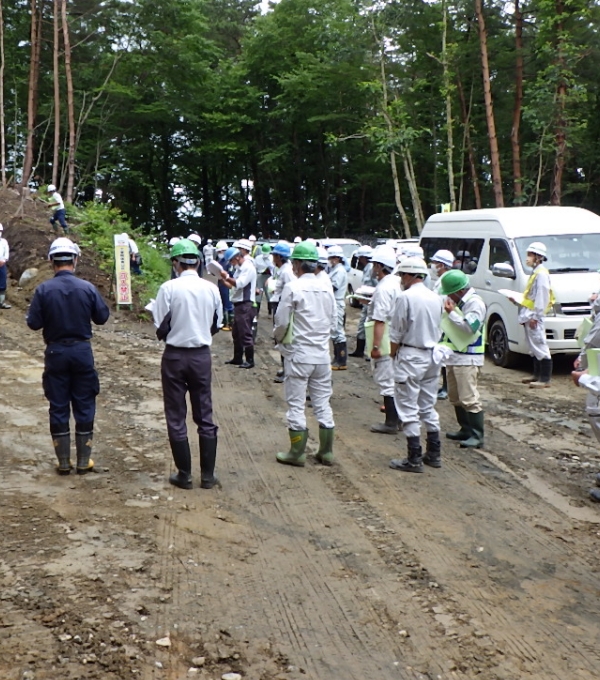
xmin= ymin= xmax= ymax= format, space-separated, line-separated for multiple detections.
xmin=491 ymin=263 xmax=516 ymax=279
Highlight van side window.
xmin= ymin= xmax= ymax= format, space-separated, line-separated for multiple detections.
xmin=489 ymin=239 xmax=514 ymax=268
xmin=420 ymin=237 xmax=484 ymax=273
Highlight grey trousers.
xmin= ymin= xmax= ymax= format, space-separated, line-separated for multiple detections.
xmin=232 ymin=301 xmax=255 ymax=349
xmin=161 ymin=345 xmax=217 ymax=441
xmin=284 ymin=360 xmax=334 ymax=431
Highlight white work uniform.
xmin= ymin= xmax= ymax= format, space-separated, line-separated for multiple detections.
xmin=389 ymin=281 xmax=444 ymax=438
xmin=230 ymin=256 xmax=257 ymax=303
xmin=50 ymin=191 xmax=64 ymax=212
xmin=203 ymin=243 xmax=215 ymax=266
xmin=153 ymin=271 xmax=223 ymax=346
xmin=316 ymin=269 xmax=333 ymax=290
xmin=518 ymin=264 xmax=551 ymax=360
xmin=0 ymin=237 xmax=9 ymax=263
xmin=357 ymin=262 xmax=378 ymax=340
xmin=274 ymin=273 xmax=336 ymax=431
xmin=577 ymin=313 xmax=600 ymax=441
xmin=271 ymin=260 xmax=295 ymax=304
xmin=328 ymin=262 xmax=348 ymax=343
xmin=444 ymin=288 xmax=486 ymax=413
xmin=367 ymin=274 xmax=400 ymax=397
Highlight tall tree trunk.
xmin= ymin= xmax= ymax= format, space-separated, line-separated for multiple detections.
xmin=61 ymin=0 xmax=75 ymax=202
xmin=53 ymin=0 xmax=61 ymax=187
xmin=22 ymin=0 xmax=43 ymax=188
xmin=550 ymin=1 xmax=567 ymax=206
xmin=0 ymin=0 xmax=5 ymax=187
xmin=457 ymin=75 xmax=482 ymax=209
xmin=475 ymin=0 xmax=504 ymax=206
xmin=511 ymin=0 xmax=524 ymax=202
xmin=402 ymin=148 xmax=424 ymax=232
xmin=442 ymin=0 xmax=457 ymax=211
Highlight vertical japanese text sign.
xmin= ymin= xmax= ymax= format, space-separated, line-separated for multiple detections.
xmin=114 ymin=233 xmax=132 ymax=306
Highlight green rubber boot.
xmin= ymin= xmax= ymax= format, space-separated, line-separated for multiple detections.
xmin=315 ymin=427 xmax=335 ymax=466
xmin=460 ymin=411 xmax=485 ymax=449
xmin=446 ymin=406 xmax=471 ymax=441
xmin=276 ymin=430 xmax=308 ymax=467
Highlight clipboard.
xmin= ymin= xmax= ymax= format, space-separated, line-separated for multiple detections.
xmin=440 ymin=310 xmax=479 ymax=352
xmin=207 ymin=260 xmax=223 ymax=277
xmin=364 ymin=320 xmax=391 ymax=356
xmin=576 ymin=317 xmax=593 ymax=348
xmin=282 ymin=312 xmax=294 ymax=344
xmin=586 ymin=348 xmax=600 ymax=376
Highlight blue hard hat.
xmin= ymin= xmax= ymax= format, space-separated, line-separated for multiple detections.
xmin=223 ymin=247 xmax=240 ymax=263
xmin=272 ymin=242 xmax=291 ymax=258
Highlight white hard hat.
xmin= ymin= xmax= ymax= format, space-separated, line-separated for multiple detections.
xmin=527 ymin=241 xmax=547 ymax=260
xmin=327 ymin=245 xmax=344 ymax=259
xmin=168 ymin=237 xmax=181 ymax=246
xmin=188 ymin=233 xmax=202 ymax=245
xmin=395 ymin=257 xmax=429 ymax=276
xmin=0 ymin=223 xmax=3 ymax=231
xmin=370 ymin=246 xmax=397 ymax=270
xmin=317 ymin=247 xmax=329 ymax=265
xmin=47 ymin=184 xmax=56 ymax=193
xmin=215 ymin=240 xmax=228 ymax=251
xmin=355 ymin=245 xmax=373 ymax=258
xmin=207 ymin=238 xmax=213 ymax=244
xmin=293 ymin=236 xmax=302 ymax=243
xmin=234 ymin=238 xmax=253 ymax=252
xmin=48 ymin=237 xmax=79 ymax=261
xmin=404 ymin=244 xmax=424 ymax=259
xmin=431 ymin=249 xmax=455 ymax=268
xmin=248 ymin=234 xmax=257 ymax=242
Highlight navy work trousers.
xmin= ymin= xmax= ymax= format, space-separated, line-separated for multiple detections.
xmin=161 ymin=345 xmax=217 ymax=442
xmin=43 ymin=341 xmax=99 ymax=427
xmin=232 ymin=301 xmax=255 ymax=349
xmin=0 ymin=263 xmax=6 ymax=292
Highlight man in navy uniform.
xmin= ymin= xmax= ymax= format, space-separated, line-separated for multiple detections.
xmin=27 ymin=238 xmax=110 ymax=475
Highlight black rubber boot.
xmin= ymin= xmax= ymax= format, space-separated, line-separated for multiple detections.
xmin=349 ymin=338 xmax=366 ymax=358
xmin=370 ymin=396 xmax=400 ymax=434
xmin=239 ymin=346 xmax=255 ymax=369
xmin=446 ymin=406 xmax=471 ymax=441
xmin=530 ymin=358 xmax=552 ymax=388
xmin=438 ymin=367 xmax=448 ymax=400
xmin=423 ymin=430 xmax=442 ymax=468
xmin=331 ymin=342 xmax=340 ymax=368
xmin=225 ymin=345 xmax=244 ymax=365
xmin=274 ymin=357 xmax=285 ymax=383
xmin=52 ymin=425 xmax=71 ymax=475
xmin=75 ymin=422 xmax=95 ymax=474
xmin=389 ymin=435 xmax=424 ymax=473
xmin=332 ymin=342 xmax=347 ymax=371
xmin=522 ymin=358 xmax=541 ymax=384
xmin=199 ymin=436 xmax=220 ymax=489
xmin=460 ymin=411 xmax=485 ymax=449
xmin=169 ymin=439 xmax=193 ymax=489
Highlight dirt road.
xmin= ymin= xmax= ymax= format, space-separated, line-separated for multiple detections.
xmin=1 ymin=302 xmax=599 ymax=680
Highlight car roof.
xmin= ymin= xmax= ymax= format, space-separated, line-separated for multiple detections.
xmin=319 ymin=238 xmax=361 ymax=245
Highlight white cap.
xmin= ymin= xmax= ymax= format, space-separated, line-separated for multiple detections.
xmin=47 ymin=184 xmax=56 ymax=193
xmin=395 ymin=257 xmax=429 ymax=276
xmin=248 ymin=234 xmax=257 ymax=242
xmin=188 ymin=234 xmax=202 ymax=245
xmin=370 ymin=246 xmax=396 ymax=270
xmin=168 ymin=237 xmax=181 ymax=246
xmin=49 ymin=237 xmax=79 ymax=260
xmin=431 ymin=249 xmax=455 ymax=268
xmin=235 ymin=238 xmax=253 ymax=252
xmin=293 ymin=236 xmax=302 ymax=243
xmin=317 ymin=247 xmax=329 ymax=265
xmin=527 ymin=241 xmax=547 ymax=259
xmin=355 ymin=245 xmax=373 ymax=258
xmin=327 ymin=245 xmax=344 ymax=258
xmin=207 ymin=238 xmax=213 ymax=244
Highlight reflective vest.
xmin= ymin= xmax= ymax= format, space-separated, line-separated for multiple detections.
xmin=521 ymin=266 xmax=555 ymax=314
xmin=440 ymin=292 xmax=485 ymax=355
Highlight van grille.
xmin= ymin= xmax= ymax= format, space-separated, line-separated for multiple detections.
xmin=564 ymin=329 xmax=577 ymax=340
xmin=560 ymin=302 xmax=591 ymax=315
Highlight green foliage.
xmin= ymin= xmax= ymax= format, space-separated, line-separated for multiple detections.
xmin=69 ymin=202 xmax=171 ymax=306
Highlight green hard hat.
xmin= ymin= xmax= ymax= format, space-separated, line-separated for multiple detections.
xmin=261 ymin=243 xmax=272 ymax=253
xmin=291 ymin=241 xmax=319 ymax=261
xmin=171 ymin=238 xmax=200 ymax=259
xmin=440 ymin=269 xmax=469 ymax=295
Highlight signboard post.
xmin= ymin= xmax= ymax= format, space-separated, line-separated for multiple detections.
xmin=114 ymin=233 xmax=132 ymax=308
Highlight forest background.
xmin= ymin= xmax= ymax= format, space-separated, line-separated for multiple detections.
xmin=4 ymin=0 xmax=600 ymax=241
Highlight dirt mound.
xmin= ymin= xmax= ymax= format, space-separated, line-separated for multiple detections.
xmin=0 ymin=187 xmax=112 ymax=309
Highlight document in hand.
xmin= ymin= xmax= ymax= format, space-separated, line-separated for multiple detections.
xmin=440 ymin=310 xmax=480 ymax=352
xmin=282 ymin=313 xmax=294 ymax=344
xmin=364 ymin=320 xmax=391 ymax=356
xmin=207 ymin=260 xmax=223 ymax=277
xmin=498 ymin=288 xmax=524 ymax=305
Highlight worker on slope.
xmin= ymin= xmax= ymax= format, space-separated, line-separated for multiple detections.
xmin=328 ymin=245 xmax=349 ymax=370
xmin=430 ymin=249 xmax=455 ymax=399
xmin=46 ymin=184 xmax=69 ymax=234
xmin=221 ymin=239 xmax=257 ymax=369
xmin=349 ymin=245 xmax=377 ymax=359
xmin=388 ymin=257 xmax=444 ymax=473
xmin=153 ymin=239 xmax=222 ymax=490
xmin=26 ymin=238 xmax=110 ymax=475
xmin=510 ymin=242 xmax=555 ymax=388
xmin=367 ymin=246 xmax=402 ymax=434
xmin=273 ymin=241 xmax=336 ymax=467
xmin=0 ymin=224 xmax=11 ymax=309
xmin=440 ymin=270 xmax=487 ymax=452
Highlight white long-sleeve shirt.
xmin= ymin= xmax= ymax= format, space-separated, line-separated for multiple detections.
xmin=153 ymin=270 xmax=222 ymax=347
xmin=518 ymin=264 xmax=551 ymax=323
xmin=328 ymin=262 xmax=348 ymax=303
xmin=271 ymin=260 xmax=296 ymax=303
xmin=0 ymin=237 xmax=9 ymax=262
xmin=273 ymin=273 xmax=336 ymax=364
xmin=389 ymin=282 xmax=444 ymax=349
xmin=367 ymin=274 xmax=400 ymax=323
xmin=230 ymin=256 xmax=257 ymax=303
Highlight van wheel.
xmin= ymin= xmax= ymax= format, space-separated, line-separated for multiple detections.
xmin=348 ymin=285 xmax=361 ymax=309
xmin=488 ymin=319 xmax=519 ymax=368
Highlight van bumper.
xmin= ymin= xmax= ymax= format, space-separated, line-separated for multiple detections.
xmin=544 ymin=318 xmax=583 ymax=354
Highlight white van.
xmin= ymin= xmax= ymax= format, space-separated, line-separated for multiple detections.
xmin=420 ymin=207 xmax=600 ymax=367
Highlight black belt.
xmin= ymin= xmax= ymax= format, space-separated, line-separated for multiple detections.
xmin=165 ymin=344 xmax=208 ymax=351
xmin=49 ymin=339 xmax=90 ymax=346
xmin=233 ymin=300 xmax=252 ymax=306
xmin=400 ymin=343 xmax=431 ymax=350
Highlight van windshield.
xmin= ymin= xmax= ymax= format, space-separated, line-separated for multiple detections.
xmin=515 ymin=235 xmax=600 ymax=273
